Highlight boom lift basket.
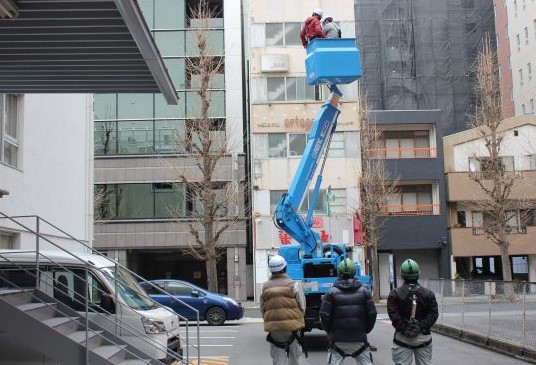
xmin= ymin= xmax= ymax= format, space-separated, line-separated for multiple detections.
xmin=305 ymin=38 xmax=362 ymax=85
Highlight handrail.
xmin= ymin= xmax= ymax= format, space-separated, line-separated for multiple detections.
xmin=368 ymin=147 xmax=437 ymax=159
xmin=378 ymin=204 xmax=440 ymax=216
xmin=0 ymin=255 xmax=154 ymax=364
xmin=0 ymin=251 xmax=184 ymax=362
xmin=0 ymin=211 xmax=201 ymax=364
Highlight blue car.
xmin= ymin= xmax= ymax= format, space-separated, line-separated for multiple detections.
xmin=141 ymin=279 xmax=244 ymax=326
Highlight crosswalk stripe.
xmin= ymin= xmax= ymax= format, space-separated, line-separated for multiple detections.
xmin=189 ymin=356 xmax=229 ymax=365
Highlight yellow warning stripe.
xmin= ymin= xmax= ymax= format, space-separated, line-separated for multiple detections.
xmin=189 ymin=356 xmax=229 ymax=365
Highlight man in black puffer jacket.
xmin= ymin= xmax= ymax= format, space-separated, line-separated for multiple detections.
xmin=320 ymin=258 xmax=377 ymax=365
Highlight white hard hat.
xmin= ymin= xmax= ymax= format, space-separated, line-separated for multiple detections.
xmin=268 ymin=255 xmax=287 ymax=273
xmin=312 ymin=8 xmax=323 ymax=17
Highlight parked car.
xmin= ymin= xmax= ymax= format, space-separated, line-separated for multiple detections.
xmin=141 ymin=279 xmax=244 ymax=326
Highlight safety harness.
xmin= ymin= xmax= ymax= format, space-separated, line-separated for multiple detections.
xmin=329 ymin=341 xmax=370 ymax=358
xmin=266 ymin=331 xmax=308 ymax=358
xmin=392 ymin=283 xmax=432 ymax=349
xmin=393 ymin=337 xmax=432 ymax=349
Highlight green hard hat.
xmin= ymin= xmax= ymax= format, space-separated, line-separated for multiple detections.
xmin=400 ymin=259 xmax=420 ymax=280
xmin=337 ymin=258 xmax=356 ymax=277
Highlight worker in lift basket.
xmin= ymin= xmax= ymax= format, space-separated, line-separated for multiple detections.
xmin=322 ymin=15 xmax=341 ymax=39
xmin=261 ymin=255 xmax=306 ymax=365
xmin=320 ymin=258 xmax=377 ymax=365
xmin=300 ymin=8 xmax=326 ymax=47
xmin=387 ymin=259 xmax=439 ymax=365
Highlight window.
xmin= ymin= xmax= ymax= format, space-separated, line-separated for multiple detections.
xmin=507 ymin=56 xmax=511 ymax=69
xmin=186 ymin=182 xmax=229 ymax=217
xmin=457 ymin=211 xmax=467 ymax=227
xmin=498 ymin=65 xmax=502 ymax=78
xmin=186 ymin=0 xmax=223 ymax=28
xmin=521 ymin=208 xmax=536 ymax=226
xmin=288 ymin=133 xmax=307 ymax=157
xmin=266 ymin=77 xmax=320 ymax=101
xmin=167 ymin=282 xmax=193 ymax=296
xmin=376 ymin=130 xmax=432 ymax=158
xmin=0 ymin=232 xmax=15 ymax=249
xmin=520 ymin=69 xmax=524 ymax=86
xmin=265 ymin=23 xmax=301 ymax=46
xmin=525 ymin=27 xmax=530 ymax=44
xmin=469 ymin=156 xmax=515 ymax=178
xmin=531 ymin=99 xmax=535 ymax=114
xmin=514 ymin=0 xmax=518 ymax=16
xmin=472 ymin=211 xmax=525 ymax=234
xmin=517 ymin=34 xmax=521 ymax=50
xmin=94 ymin=183 xmax=186 ymax=220
xmin=268 ymin=132 xmax=345 ymax=158
xmin=327 ymin=189 xmax=347 ymax=214
xmin=0 ymin=94 xmax=19 ymax=168
xmin=328 ymin=133 xmax=345 ymax=157
xmin=385 ymin=184 xmax=435 ymax=215
xmin=505 ymin=24 xmax=509 ymax=38
xmin=268 ymin=133 xmax=287 ymax=158
xmin=270 ymin=190 xmax=285 ymax=214
xmin=528 ymin=62 xmax=532 ymax=80
xmin=269 ymin=189 xmax=328 ymax=214
xmin=522 ymin=104 xmax=526 ymax=114
xmin=496 ymin=34 xmax=500 ymax=46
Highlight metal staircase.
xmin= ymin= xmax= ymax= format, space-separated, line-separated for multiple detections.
xmin=0 ymin=290 xmax=155 ymax=365
xmin=0 ymin=212 xmax=201 ymax=365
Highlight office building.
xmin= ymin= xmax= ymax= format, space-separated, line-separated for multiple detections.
xmin=92 ymin=0 xmax=248 ymax=300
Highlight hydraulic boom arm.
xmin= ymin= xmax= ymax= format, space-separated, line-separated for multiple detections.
xmin=274 ymin=85 xmax=342 ymax=257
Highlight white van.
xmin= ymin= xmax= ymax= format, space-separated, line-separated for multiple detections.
xmin=0 ymin=249 xmax=182 ymax=364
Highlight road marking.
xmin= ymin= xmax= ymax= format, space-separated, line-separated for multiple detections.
xmin=189 ymin=356 xmax=229 ymax=365
xmin=186 ymin=344 xmax=234 ymax=347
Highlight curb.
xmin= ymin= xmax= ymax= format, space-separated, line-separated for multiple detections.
xmin=432 ymin=323 xmax=536 ymax=364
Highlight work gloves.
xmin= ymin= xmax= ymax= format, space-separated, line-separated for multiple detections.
xmin=403 ymin=319 xmax=421 ymax=338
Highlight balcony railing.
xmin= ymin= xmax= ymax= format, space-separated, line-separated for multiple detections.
xmin=368 ymin=147 xmax=437 ymax=159
xmin=472 ymin=226 xmax=528 ymax=235
xmin=379 ymin=204 xmax=440 ymax=216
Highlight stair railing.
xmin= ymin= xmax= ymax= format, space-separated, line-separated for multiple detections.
xmin=0 ymin=212 xmax=202 ymax=364
xmin=0 ymin=254 xmax=158 ymax=364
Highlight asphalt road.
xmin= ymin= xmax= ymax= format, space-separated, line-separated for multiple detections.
xmin=180 ymin=308 xmax=531 ymax=365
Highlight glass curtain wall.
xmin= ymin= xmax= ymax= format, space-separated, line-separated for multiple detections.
xmin=94 ymin=0 xmax=225 ymax=156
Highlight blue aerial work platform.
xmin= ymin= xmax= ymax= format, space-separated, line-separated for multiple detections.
xmin=274 ymin=38 xmax=371 ymax=332
xmin=304 ymin=38 xmax=362 ymax=85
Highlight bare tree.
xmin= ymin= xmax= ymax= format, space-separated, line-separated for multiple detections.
xmin=468 ymin=35 xmax=532 ymax=282
xmin=357 ymin=89 xmax=397 ymax=302
xmin=164 ymin=1 xmax=244 ymax=293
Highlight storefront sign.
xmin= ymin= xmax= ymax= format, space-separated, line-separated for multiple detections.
xmin=261 ymin=55 xmax=289 ymax=72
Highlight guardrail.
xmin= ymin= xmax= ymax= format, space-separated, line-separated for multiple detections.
xmin=378 ymin=204 xmax=440 ymax=216
xmin=368 ymin=147 xmax=437 ymax=159
xmin=423 ymin=278 xmax=536 ymax=350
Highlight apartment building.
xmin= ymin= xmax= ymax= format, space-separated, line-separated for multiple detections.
xmin=507 ymin=0 xmax=536 ymax=115
xmin=444 ymin=115 xmax=536 ymax=281
xmin=494 ymin=0 xmax=515 ymax=118
xmin=92 ymin=0 xmax=248 ymax=300
xmin=355 ymin=0 xmax=495 ymax=287
xmin=245 ymin=0 xmax=363 ymax=299
xmin=370 ymin=110 xmax=448 ymax=297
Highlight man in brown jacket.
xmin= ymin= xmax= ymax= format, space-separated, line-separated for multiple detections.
xmin=261 ymin=255 xmax=306 ymax=365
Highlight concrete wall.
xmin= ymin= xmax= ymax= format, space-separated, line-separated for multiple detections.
xmin=0 ymin=94 xmax=93 ymax=250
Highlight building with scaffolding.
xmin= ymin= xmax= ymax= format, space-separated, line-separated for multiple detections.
xmin=355 ymin=0 xmax=495 ymax=287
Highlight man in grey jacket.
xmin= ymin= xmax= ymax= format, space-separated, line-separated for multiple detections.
xmin=322 ymin=16 xmax=341 ymax=38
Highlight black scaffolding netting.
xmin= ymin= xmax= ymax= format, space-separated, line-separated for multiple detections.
xmin=355 ymin=0 xmax=495 ymax=134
